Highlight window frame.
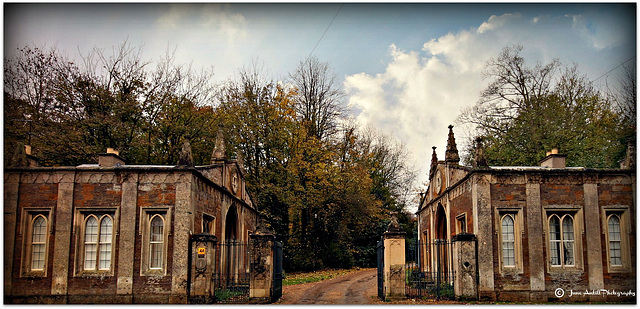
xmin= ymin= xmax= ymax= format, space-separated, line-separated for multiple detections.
xmin=202 ymin=214 xmax=216 ymax=235
xmin=543 ymin=207 xmax=583 ymax=272
xmin=455 ymin=213 xmax=467 ymax=234
xmin=495 ymin=208 xmax=523 ymax=273
xmin=20 ymin=208 xmax=53 ymax=277
xmin=140 ymin=207 xmax=172 ymax=276
xmin=74 ymin=207 xmax=118 ymax=276
xmin=602 ymin=206 xmax=631 ymax=273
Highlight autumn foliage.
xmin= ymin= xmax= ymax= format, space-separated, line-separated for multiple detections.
xmin=4 ymin=44 xmax=417 ymax=271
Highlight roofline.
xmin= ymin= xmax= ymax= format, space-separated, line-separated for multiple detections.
xmin=4 ymin=164 xmax=259 ymax=214
xmin=416 ymin=166 xmax=635 ymax=215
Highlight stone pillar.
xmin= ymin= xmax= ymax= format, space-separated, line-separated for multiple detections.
xmin=383 ymin=215 xmax=406 ymax=300
xmin=474 ymin=175 xmax=495 ymax=300
xmin=452 ymin=233 xmax=478 ymax=300
xmin=51 ymin=171 xmax=75 ymax=300
xmin=526 ymin=182 xmax=546 ymax=301
xmin=249 ymin=223 xmax=275 ymax=303
xmin=4 ymin=172 xmax=20 ymax=301
xmin=189 ymin=234 xmax=217 ymax=302
xmin=170 ymin=172 xmax=194 ymax=304
xmin=584 ymin=182 xmax=605 ymax=300
xmin=117 ymin=172 xmax=138 ymax=303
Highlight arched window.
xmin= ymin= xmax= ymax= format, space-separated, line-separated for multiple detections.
xmin=549 ymin=214 xmax=574 ymax=266
xmin=99 ymin=216 xmax=113 ymax=270
xmin=501 ymin=214 xmax=515 ymax=267
xmin=84 ymin=216 xmax=98 ymax=270
xmin=84 ymin=215 xmax=114 ymax=271
xmin=608 ymin=214 xmax=622 ymax=266
xmin=31 ymin=215 xmax=47 ymax=271
xmin=150 ymin=215 xmax=164 ymax=269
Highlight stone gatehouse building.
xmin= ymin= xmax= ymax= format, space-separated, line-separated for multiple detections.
xmin=417 ymin=126 xmax=636 ymax=302
xmin=4 ymin=130 xmax=259 ymax=304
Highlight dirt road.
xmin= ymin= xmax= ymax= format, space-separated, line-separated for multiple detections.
xmin=277 ymin=268 xmax=380 ymax=305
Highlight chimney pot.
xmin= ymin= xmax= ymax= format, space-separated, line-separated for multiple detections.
xmin=540 ymin=149 xmax=566 ymax=168
xmin=106 ymin=148 xmax=120 ymax=156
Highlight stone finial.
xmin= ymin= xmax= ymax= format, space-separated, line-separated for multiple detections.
xmin=211 ymin=124 xmax=226 ymax=163
xmin=620 ymin=140 xmax=636 ymax=170
xmin=385 ymin=213 xmax=405 ymax=234
xmin=429 ymin=146 xmax=438 ymax=179
xmin=9 ymin=142 xmax=29 ymax=167
xmin=445 ymin=125 xmax=460 ymax=164
xmin=254 ymin=217 xmax=273 ymax=236
xmin=473 ymin=137 xmax=488 ymax=167
xmin=177 ymin=139 xmax=194 ymax=166
xmin=235 ymin=151 xmax=245 ymax=169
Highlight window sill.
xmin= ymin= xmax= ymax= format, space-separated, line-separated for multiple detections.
xmin=75 ymin=270 xmax=114 ymax=277
xmin=548 ymin=265 xmax=583 ymax=273
xmin=21 ymin=270 xmax=47 ymax=278
xmin=141 ymin=269 xmax=166 ymax=277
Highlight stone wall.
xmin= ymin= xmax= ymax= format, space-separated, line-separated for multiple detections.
xmin=418 ymin=168 xmax=635 ymax=303
xmin=5 ymin=166 xmax=259 ymax=304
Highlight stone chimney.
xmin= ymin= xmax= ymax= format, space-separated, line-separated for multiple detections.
xmin=445 ymin=125 xmax=460 ymax=165
xmin=24 ymin=145 xmax=39 ymax=167
xmin=539 ymin=148 xmax=566 ymax=168
xmin=9 ymin=142 xmax=38 ymax=167
xmin=98 ymin=148 xmax=125 ymax=167
xmin=211 ymin=125 xmax=226 ymax=163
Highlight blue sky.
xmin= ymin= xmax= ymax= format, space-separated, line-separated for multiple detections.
xmin=4 ymin=3 xmax=636 ymax=200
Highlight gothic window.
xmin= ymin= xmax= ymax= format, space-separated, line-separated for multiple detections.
xmin=149 ymin=215 xmax=164 ymax=269
xmin=501 ymin=214 xmax=515 ymax=267
xmin=83 ymin=214 xmax=114 ymax=271
xmin=31 ymin=215 xmax=47 ymax=271
xmin=22 ymin=209 xmax=52 ymax=276
xmin=605 ymin=209 xmax=630 ymax=272
xmin=497 ymin=209 xmax=522 ymax=272
xmin=548 ymin=214 xmax=575 ymax=267
xmin=608 ymin=214 xmax=622 ymax=266
xmin=140 ymin=208 xmax=171 ymax=276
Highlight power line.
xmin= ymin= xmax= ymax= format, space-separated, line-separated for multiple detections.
xmin=593 ymin=55 xmax=636 ymax=82
xmin=304 ymin=4 xmax=344 ymax=65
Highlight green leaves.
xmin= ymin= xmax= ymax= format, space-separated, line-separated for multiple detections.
xmin=460 ymin=45 xmax=631 ymax=169
xmin=5 ymin=43 xmax=418 ymax=272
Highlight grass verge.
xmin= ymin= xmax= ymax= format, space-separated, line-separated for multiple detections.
xmin=283 ymin=268 xmax=363 ymax=286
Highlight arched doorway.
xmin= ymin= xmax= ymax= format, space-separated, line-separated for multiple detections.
xmin=434 ymin=204 xmax=449 ymax=282
xmin=224 ymin=205 xmax=239 ymax=285
xmin=225 ymin=205 xmax=238 ymax=242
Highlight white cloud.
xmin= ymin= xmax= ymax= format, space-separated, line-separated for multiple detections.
xmin=343 ymin=11 xmax=632 ymax=203
xmin=156 ymin=4 xmax=247 ymax=43
xmin=200 ymin=5 xmax=248 ymax=42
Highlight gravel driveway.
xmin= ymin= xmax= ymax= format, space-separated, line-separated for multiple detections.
xmin=276 ymin=268 xmax=380 ymax=305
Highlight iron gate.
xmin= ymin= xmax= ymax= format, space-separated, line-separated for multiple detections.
xmin=272 ymin=242 xmax=283 ymax=302
xmin=213 ymin=241 xmax=250 ymax=303
xmin=406 ymin=240 xmax=455 ymax=299
xmin=376 ymin=240 xmax=384 ymax=299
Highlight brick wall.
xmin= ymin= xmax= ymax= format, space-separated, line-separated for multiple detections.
xmin=11 ymin=183 xmax=58 ymax=299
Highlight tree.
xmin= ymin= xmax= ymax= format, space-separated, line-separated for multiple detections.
xmin=458 ymin=45 xmax=627 ymax=168
xmin=289 ymin=56 xmax=345 ymax=141
xmin=4 ymin=42 xmax=217 ymax=166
